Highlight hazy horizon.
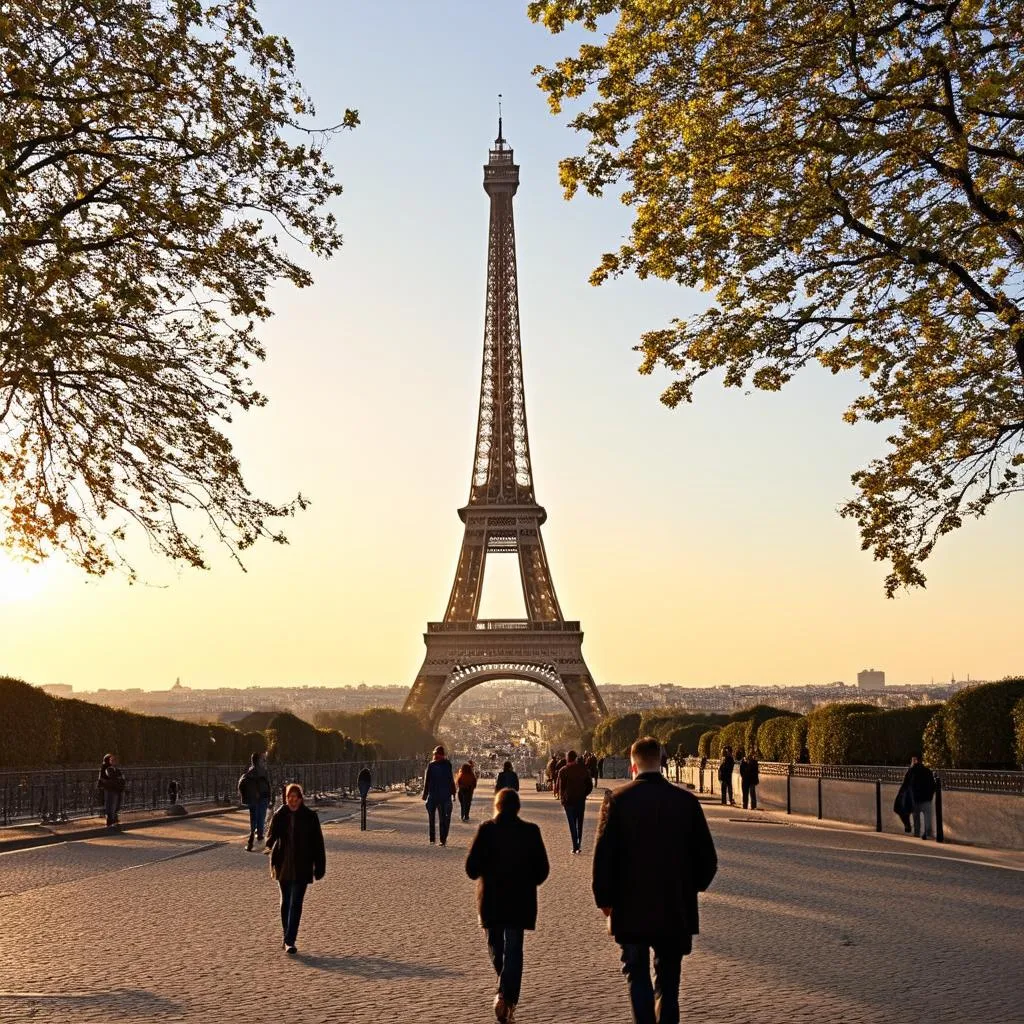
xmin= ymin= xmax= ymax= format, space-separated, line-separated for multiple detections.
xmin=3 ymin=3 xmax=1022 ymax=694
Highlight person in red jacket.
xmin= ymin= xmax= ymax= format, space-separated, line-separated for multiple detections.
xmin=456 ymin=761 xmax=479 ymax=822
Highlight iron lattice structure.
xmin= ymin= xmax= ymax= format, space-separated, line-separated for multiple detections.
xmin=404 ymin=124 xmax=607 ymax=733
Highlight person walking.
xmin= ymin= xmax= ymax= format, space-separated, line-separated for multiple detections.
xmin=238 ymin=751 xmax=272 ymax=851
xmin=556 ymin=750 xmax=594 ymax=854
xmin=902 ymin=753 xmax=937 ymax=840
xmin=495 ymin=760 xmax=519 ymax=792
xmin=583 ymin=751 xmax=599 ymax=786
xmin=718 ymin=746 xmax=735 ymax=806
xmin=465 ymin=788 xmax=550 ymax=1023
xmin=551 ymin=753 xmax=567 ymax=799
xmin=456 ymin=761 xmax=479 ymax=822
xmin=98 ymin=753 xmax=125 ymax=829
xmin=739 ymin=751 xmax=760 ymax=810
xmin=265 ymin=783 xmax=326 ymax=955
xmin=545 ymin=754 xmax=558 ymax=792
xmin=422 ymin=745 xmax=456 ymax=846
xmin=593 ymin=736 xmax=718 ymax=1024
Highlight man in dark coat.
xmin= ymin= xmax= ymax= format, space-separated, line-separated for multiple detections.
xmin=557 ymin=750 xmax=594 ymax=854
xmin=421 ymin=745 xmax=456 ymax=846
xmin=717 ymin=746 xmax=735 ymax=806
xmin=265 ymin=783 xmax=326 ymax=954
xmin=495 ymin=761 xmax=519 ymax=792
xmin=465 ymin=788 xmax=550 ymax=1024
xmin=902 ymin=753 xmax=937 ymax=840
xmin=593 ymin=736 xmax=718 ymax=1024
xmin=98 ymin=753 xmax=126 ymax=829
xmin=237 ymin=751 xmax=272 ymax=851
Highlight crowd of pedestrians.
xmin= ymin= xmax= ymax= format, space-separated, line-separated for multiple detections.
xmin=95 ymin=737 xmax=943 ymax=1022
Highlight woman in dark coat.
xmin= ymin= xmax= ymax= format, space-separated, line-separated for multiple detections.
xmin=265 ymin=783 xmax=326 ymax=954
xmin=465 ymin=788 xmax=549 ymax=1023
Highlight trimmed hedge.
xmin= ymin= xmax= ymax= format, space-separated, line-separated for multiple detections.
xmin=757 ymin=716 xmax=797 ymax=761
xmin=697 ymin=729 xmax=719 ymax=758
xmin=936 ymin=678 xmax=1024 ymax=768
xmin=664 ymin=722 xmax=713 ymax=759
xmin=841 ymin=705 xmax=941 ymax=765
xmin=0 ymin=677 xmax=351 ymax=768
xmin=1013 ymin=699 xmax=1024 ymax=770
xmin=806 ymin=703 xmax=880 ymax=764
xmin=716 ymin=720 xmax=749 ymax=756
xmin=593 ymin=713 xmax=643 ymax=757
xmin=789 ymin=717 xmax=809 ymax=762
xmin=742 ymin=705 xmax=799 ymax=753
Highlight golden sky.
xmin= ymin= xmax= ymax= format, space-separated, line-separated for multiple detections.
xmin=2 ymin=4 xmax=1021 ymax=692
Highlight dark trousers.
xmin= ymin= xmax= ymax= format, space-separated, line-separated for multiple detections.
xmin=487 ymin=927 xmax=524 ymax=1006
xmin=741 ymin=781 xmax=757 ymax=809
xmin=563 ymin=799 xmax=586 ymax=851
xmin=426 ymin=797 xmax=452 ymax=844
xmin=458 ymin=789 xmax=474 ymax=821
xmin=103 ymin=790 xmax=121 ymax=827
xmin=247 ymin=798 xmax=269 ymax=840
xmin=620 ymin=942 xmax=684 ymax=1024
xmin=719 ymin=776 xmax=733 ymax=804
xmin=279 ymin=880 xmax=308 ymax=946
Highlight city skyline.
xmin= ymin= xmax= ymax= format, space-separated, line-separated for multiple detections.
xmin=2 ymin=2 xmax=1022 ymax=694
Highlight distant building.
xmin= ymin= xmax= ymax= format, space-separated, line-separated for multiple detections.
xmin=857 ymin=669 xmax=886 ymax=692
xmin=40 ymin=684 xmax=73 ymax=696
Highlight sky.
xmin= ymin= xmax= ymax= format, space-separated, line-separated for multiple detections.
xmin=1 ymin=2 xmax=1021 ymax=692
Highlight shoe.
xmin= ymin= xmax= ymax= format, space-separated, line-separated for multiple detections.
xmin=494 ymin=994 xmax=508 ymax=1022
xmin=904 ymin=827 xmax=912 ymax=834
xmin=440 ymin=841 xmax=447 ymax=847
xmin=507 ymin=1006 xmax=516 ymax=1023
xmin=286 ymin=945 xmax=297 ymax=955
xmin=429 ymin=839 xmax=435 ymax=845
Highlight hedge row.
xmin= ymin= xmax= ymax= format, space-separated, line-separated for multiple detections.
xmin=1013 ymin=699 xmax=1024 ymax=770
xmin=0 ymin=677 xmax=373 ymax=769
xmin=593 ymin=706 xmax=795 ymax=760
xmin=313 ymin=708 xmax=437 ymax=759
xmin=923 ymin=679 xmax=1024 ymax=768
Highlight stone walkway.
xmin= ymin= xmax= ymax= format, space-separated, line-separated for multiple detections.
xmin=0 ymin=786 xmax=1021 ymax=1023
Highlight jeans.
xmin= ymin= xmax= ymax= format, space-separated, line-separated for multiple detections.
xmin=458 ymin=790 xmax=474 ymax=821
xmin=912 ymin=799 xmax=934 ymax=838
xmin=564 ymin=800 xmax=586 ymax=851
xmin=279 ymin=880 xmax=308 ymax=946
xmin=620 ymin=942 xmax=684 ymax=1024
xmin=720 ymin=776 xmax=733 ymax=804
xmin=104 ymin=790 xmax=121 ymax=827
xmin=487 ymin=927 xmax=524 ymax=1006
xmin=426 ymin=797 xmax=453 ymax=844
xmin=248 ymin=798 xmax=269 ymax=840
xmin=741 ymin=781 xmax=757 ymax=809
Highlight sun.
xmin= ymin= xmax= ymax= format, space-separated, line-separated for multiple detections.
xmin=0 ymin=556 xmax=53 ymax=603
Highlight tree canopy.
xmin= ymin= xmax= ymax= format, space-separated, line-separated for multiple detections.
xmin=529 ymin=0 xmax=1024 ymax=594
xmin=0 ymin=0 xmax=357 ymax=575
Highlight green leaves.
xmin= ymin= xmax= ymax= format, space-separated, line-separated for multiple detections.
xmin=0 ymin=0 xmax=356 ymax=575
xmin=532 ymin=0 xmax=1024 ymax=593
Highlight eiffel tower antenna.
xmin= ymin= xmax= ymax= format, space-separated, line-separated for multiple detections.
xmin=404 ymin=124 xmax=606 ymax=733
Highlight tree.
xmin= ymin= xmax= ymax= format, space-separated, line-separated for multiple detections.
xmin=0 ymin=0 xmax=357 ymax=575
xmin=529 ymin=0 xmax=1024 ymax=594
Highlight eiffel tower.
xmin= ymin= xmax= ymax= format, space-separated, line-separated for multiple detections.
xmin=403 ymin=120 xmax=607 ymax=734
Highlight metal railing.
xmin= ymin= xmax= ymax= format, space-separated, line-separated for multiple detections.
xmin=0 ymin=759 xmax=423 ymax=827
xmin=677 ymin=758 xmax=1024 ymax=794
xmin=426 ymin=619 xmax=581 ymax=632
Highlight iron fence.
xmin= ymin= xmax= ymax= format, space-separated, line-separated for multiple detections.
xmin=0 ymin=759 xmax=423 ymax=827
xmin=676 ymin=758 xmax=1023 ymax=793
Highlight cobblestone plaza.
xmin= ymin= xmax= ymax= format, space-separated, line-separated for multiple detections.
xmin=1 ymin=787 xmax=1022 ymax=1024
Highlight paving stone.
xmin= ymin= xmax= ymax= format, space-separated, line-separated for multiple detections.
xmin=0 ymin=788 xmax=1021 ymax=1023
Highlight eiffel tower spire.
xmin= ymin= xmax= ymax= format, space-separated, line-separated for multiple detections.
xmin=403 ymin=124 xmax=606 ymax=733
